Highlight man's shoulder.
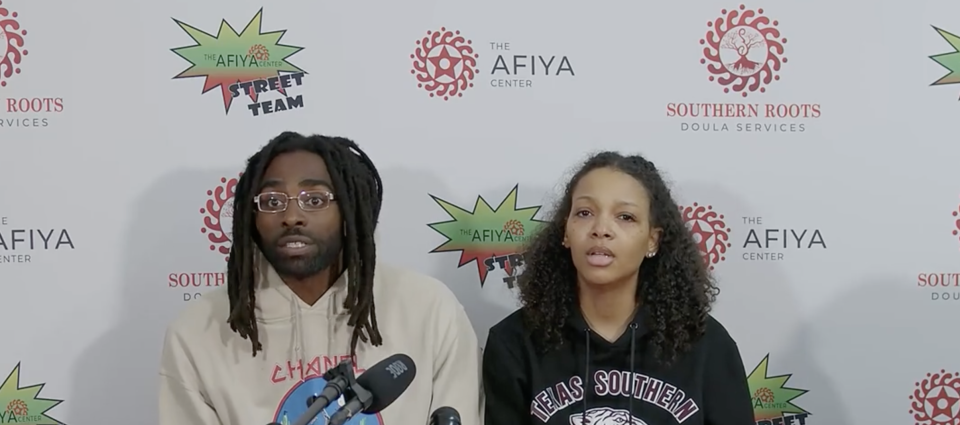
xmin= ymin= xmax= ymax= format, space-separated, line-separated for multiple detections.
xmin=374 ymin=262 xmax=459 ymax=303
xmin=372 ymin=262 xmax=470 ymax=327
xmin=165 ymin=286 xmax=230 ymax=340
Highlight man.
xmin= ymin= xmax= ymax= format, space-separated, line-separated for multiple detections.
xmin=159 ymin=132 xmax=481 ymax=425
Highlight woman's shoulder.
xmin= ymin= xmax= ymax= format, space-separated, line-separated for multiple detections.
xmin=701 ymin=314 xmax=739 ymax=347
xmin=488 ymin=308 xmax=530 ymax=343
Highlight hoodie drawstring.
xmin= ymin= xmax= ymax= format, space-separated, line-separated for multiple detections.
xmin=287 ymin=283 xmax=347 ymax=388
xmin=328 ymin=293 xmax=341 ymax=366
xmin=581 ymin=328 xmax=590 ymax=423
xmin=291 ymin=296 xmax=305 ymax=370
xmin=580 ymin=323 xmax=641 ymax=424
xmin=628 ymin=322 xmax=638 ymax=424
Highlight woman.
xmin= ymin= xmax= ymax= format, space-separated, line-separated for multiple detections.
xmin=482 ymin=152 xmax=754 ymax=425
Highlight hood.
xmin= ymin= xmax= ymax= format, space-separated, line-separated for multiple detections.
xmin=565 ymin=303 xmax=652 ymax=423
xmin=252 ymin=253 xmax=351 ymax=323
xmin=250 ymin=252 xmax=356 ymax=366
xmin=564 ymin=303 xmax=651 ymax=348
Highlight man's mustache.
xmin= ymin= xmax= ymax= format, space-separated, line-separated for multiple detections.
xmin=275 ymin=228 xmax=317 ymax=244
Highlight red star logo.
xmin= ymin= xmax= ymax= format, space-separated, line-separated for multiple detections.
xmin=928 ymin=386 xmax=960 ymax=419
xmin=428 ymin=47 xmax=461 ymax=80
xmin=689 ymin=221 xmax=715 ymax=248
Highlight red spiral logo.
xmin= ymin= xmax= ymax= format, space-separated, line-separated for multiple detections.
xmin=680 ymin=203 xmax=731 ymax=270
xmin=0 ymin=1 xmax=28 ymax=88
xmin=910 ymin=370 xmax=960 ymax=425
xmin=700 ymin=4 xmax=786 ymax=96
xmin=200 ymin=174 xmax=240 ymax=261
xmin=410 ymin=27 xmax=479 ymax=100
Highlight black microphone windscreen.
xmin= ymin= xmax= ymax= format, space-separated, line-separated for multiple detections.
xmin=430 ymin=406 xmax=461 ymax=425
xmin=356 ymin=353 xmax=417 ymax=413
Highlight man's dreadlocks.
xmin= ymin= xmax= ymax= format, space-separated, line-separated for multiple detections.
xmin=226 ymin=131 xmax=383 ymax=357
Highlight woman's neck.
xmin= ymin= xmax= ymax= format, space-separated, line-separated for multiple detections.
xmin=578 ymin=274 xmax=639 ymax=342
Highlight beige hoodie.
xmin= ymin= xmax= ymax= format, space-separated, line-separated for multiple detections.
xmin=158 ymin=260 xmax=481 ymax=425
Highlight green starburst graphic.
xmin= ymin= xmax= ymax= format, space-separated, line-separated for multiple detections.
xmin=0 ymin=364 xmax=64 ymax=425
xmin=171 ymin=9 xmax=305 ymax=113
xmin=930 ymin=26 xmax=960 ymax=97
xmin=747 ymin=355 xmax=810 ymax=422
xmin=428 ymin=185 xmax=545 ymax=286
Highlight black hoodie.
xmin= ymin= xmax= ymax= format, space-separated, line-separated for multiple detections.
xmin=482 ymin=307 xmax=754 ymax=425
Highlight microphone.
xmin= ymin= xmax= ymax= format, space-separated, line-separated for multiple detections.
xmin=265 ymin=359 xmax=356 ymax=425
xmin=429 ymin=406 xmax=461 ymax=425
xmin=327 ymin=354 xmax=417 ymax=425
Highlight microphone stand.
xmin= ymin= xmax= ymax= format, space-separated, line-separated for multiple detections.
xmin=266 ymin=360 xmax=358 ymax=425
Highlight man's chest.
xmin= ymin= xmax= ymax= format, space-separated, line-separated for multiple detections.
xmin=202 ymin=350 xmax=433 ymax=425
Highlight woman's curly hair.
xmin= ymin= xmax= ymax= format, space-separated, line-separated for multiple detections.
xmin=518 ymin=151 xmax=719 ymax=365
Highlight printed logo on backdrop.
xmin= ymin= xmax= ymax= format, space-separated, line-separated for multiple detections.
xmin=167 ymin=174 xmax=239 ymax=302
xmin=679 ymin=202 xmax=826 ymax=267
xmin=171 ymin=9 xmax=307 ymax=117
xmin=0 ymin=0 xmax=26 ymax=89
xmin=748 ymin=355 xmax=810 ymax=425
xmin=928 ymin=26 xmax=960 ymax=99
xmin=909 ymin=369 xmax=960 ymax=425
xmin=0 ymin=1 xmax=65 ymax=130
xmin=665 ymin=4 xmax=821 ymax=134
xmin=916 ymin=197 xmax=960 ymax=302
xmin=679 ymin=203 xmax=732 ymax=270
xmin=0 ymin=363 xmax=64 ymax=424
xmin=201 ymin=175 xmax=239 ymax=261
xmin=410 ymin=27 xmax=575 ymax=100
xmin=427 ymin=186 xmax=545 ymax=288
xmin=0 ymin=216 xmax=75 ymax=265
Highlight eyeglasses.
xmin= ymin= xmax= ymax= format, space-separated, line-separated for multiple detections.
xmin=254 ymin=191 xmax=336 ymax=213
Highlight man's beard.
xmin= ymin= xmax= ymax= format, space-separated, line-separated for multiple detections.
xmin=261 ymin=229 xmax=341 ymax=280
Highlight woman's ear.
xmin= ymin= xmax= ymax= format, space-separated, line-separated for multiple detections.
xmin=647 ymin=227 xmax=662 ymax=255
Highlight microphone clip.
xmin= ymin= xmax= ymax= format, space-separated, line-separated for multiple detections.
xmin=323 ymin=359 xmax=355 ymax=381
xmin=305 ymin=359 xmax=356 ymax=409
xmin=341 ymin=377 xmax=374 ymax=412
xmin=327 ymin=363 xmax=375 ymax=425
xmin=322 ymin=359 xmax=372 ymax=408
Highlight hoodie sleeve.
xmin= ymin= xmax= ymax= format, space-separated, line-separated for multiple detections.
xmin=429 ymin=296 xmax=483 ymax=425
xmin=703 ymin=326 xmax=755 ymax=425
xmin=482 ymin=327 xmax=529 ymax=425
xmin=158 ymin=325 xmax=222 ymax=425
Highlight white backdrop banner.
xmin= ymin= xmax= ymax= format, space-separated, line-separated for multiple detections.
xmin=2 ymin=0 xmax=959 ymax=424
